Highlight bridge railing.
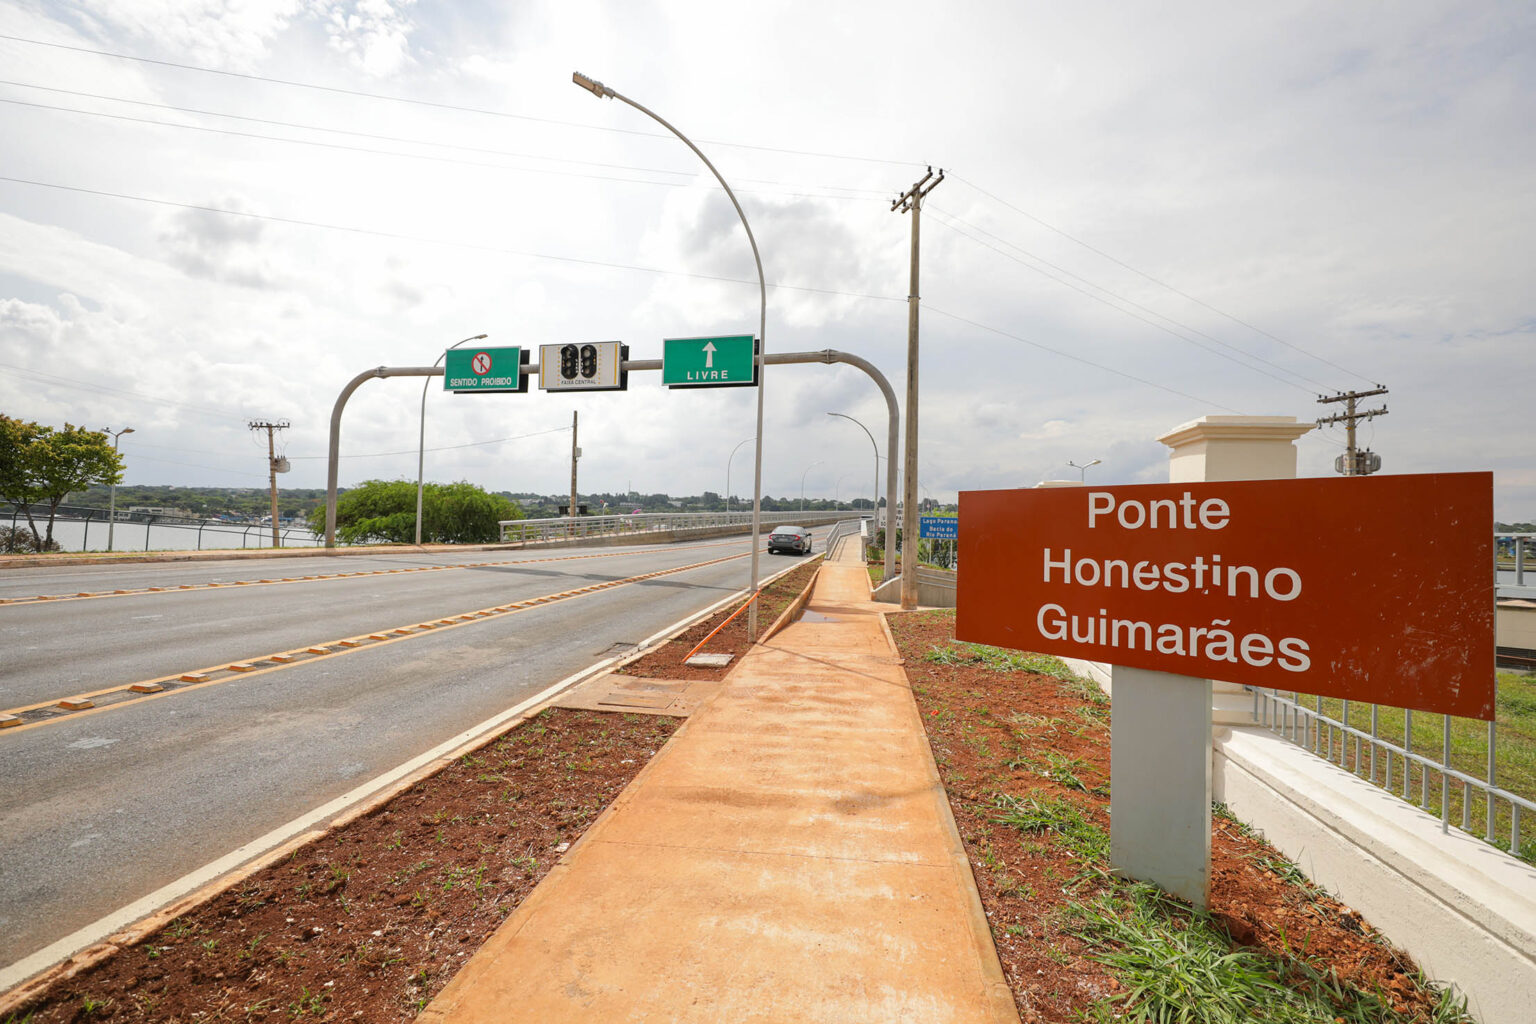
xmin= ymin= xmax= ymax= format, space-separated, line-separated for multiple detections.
xmin=497 ymin=509 xmax=849 ymax=544
xmin=3 ymin=502 xmax=322 ymax=552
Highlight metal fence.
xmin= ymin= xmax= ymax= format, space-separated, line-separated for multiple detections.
xmin=4 ymin=502 xmax=323 ymax=552
xmin=498 ymin=509 xmax=848 ymax=544
xmin=1241 ymin=533 xmax=1535 ymax=862
xmin=1251 ymin=689 xmax=1533 ymax=860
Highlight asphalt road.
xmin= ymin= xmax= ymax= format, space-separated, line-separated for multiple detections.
xmin=0 ymin=538 xmax=775 ymax=972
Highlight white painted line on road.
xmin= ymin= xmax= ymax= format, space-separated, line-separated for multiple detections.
xmin=0 ymin=656 xmax=621 ymax=995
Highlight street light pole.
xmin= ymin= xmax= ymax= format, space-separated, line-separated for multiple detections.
xmin=1067 ymin=458 xmax=1102 ymax=482
xmin=573 ymin=71 xmax=769 ymax=640
xmin=103 ymin=426 xmax=133 ymax=552
xmin=417 ymin=333 xmax=487 ymax=545
xmin=726 ymin=437 xmax=755 ymax=515
xmin=827 ymin=412 xmax=879 ymax=520
xmin=800 ymin=460 xmax=824 ymax=512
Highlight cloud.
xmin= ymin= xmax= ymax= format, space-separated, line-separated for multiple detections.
xmin=158 ymin=201 xmax=280 ymax=289
xmin=316 ymin=0 xmax=419 ymax=77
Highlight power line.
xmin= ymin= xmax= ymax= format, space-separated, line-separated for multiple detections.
xmin=927 ymin=206 xmax=1328 ymax=395
xmin=0 ymin=360 xmax=257 ymax=422
xmin=0 ymin=94 xmax=700 ymax=191
xmin=0 ymin=173 xmax=900 ymax=299
xmin=948 ymin=173 xmax=1376 ymax=385
xmin=0 ymin=33 xmax=923 ymax=169
xmin=287 ymin=425 xmax=574 ymax=460
xmin=0 ymin=79 xmax=896 ymax=200
xmin=0 ymin=93 xmax=890 ymax=203
xmin=924 ymin=305 xmax=1242 ymax=413
xmin=0 ymin=178 xmax=1238 ymax=417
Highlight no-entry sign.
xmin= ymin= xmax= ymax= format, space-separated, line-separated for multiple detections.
xmin=956 ymin=473 xmax=1495 ymax=719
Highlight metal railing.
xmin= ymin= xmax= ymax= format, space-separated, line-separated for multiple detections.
xmin=498 ymin=509 xmax=848 ymax=544
xmin=1252 ymin=687 xmax=1533 ymax=861
xmin=820 ymin=517 xmax=866 ymax=556
xmin=3 ymin=502 xmax=324 ymax=552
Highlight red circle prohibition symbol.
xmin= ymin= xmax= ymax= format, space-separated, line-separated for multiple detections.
xmin=471 ymin=352 xmax=492 ymax=375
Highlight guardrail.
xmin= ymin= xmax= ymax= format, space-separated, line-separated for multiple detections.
xmin=1252 ymin=687 xmax=1534 ymax=861
xmin=3 ymin=502 xmax=323 ymax=552
xmin=498 ymin=509 xmax=849 ymax=544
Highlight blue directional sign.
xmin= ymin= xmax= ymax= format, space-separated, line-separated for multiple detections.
xmin=920 ymin=516 xmax=958 ymax=539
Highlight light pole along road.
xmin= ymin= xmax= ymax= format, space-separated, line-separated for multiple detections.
xmin=0 ymin=539 xmax=773 ymax=982
xmin=572 ymin=71 xmax=769 ymax=639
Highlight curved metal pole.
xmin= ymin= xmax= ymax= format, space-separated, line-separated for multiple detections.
xmin=828 ymin=412 xmax=878 ymax=519
xmin=574 ymin=71 xmax=768 ymax=639
xmin=326 ymin=366 xmax=443 ymax=548
xmin=765 ymin=349 xmax=899 ymax=583
xmin=418 ymin=334 xmax=487 ymax=545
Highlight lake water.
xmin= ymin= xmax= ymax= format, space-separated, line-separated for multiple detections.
xmin=3 ymin=514 xmax=323 ymax=553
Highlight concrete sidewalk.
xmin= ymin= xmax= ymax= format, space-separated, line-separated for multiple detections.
xmin=418 ymin=537 xmax=1018 ymax=1023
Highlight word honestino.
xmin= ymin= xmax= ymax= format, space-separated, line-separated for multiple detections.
xmin=1043 ymin=550 xmax=1301 ymax=601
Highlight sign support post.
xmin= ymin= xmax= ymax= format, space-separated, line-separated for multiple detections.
xmin=1110 ymin=666 xmax=1212 ymax=908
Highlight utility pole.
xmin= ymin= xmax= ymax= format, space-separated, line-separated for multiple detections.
xmin=569 ymin=410 xmax=580 ymax=531
xmin=893 ymin=165 xmax=943 ymax=610
xmin=1316 ymin=387 xmax=1388 ymax=476
xmin=249 ymin=420 xmax=290 ymax=546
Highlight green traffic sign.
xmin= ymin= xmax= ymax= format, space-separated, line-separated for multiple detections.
xmin=444 ymin=346 xmax=527 ymax=393
xmin=662 ymin=335 xmax=758 ymax=388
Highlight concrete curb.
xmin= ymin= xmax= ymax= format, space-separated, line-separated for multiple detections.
xmin=870 ymin=596 xmax=1019 ymax=1022
xmin=0 ymin=557 xmax=809 ymax=1007
xmin=759 ymin=555 xmax=823 ymax=644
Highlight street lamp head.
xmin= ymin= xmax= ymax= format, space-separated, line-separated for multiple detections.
xmin=572 ymin=72 xmax=613 ymax=99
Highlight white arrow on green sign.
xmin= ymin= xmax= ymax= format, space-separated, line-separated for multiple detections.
xmin=444 ymin=347 xmax=527 ymax=393
xmin=662 ymin=335 xmax=758 ymax=388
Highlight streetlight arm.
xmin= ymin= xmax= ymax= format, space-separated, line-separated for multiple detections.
xmin=577 ymin=70 xmax=768 ymax=637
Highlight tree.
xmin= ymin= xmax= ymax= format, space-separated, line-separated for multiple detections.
xmin=0 ymin=415 xmax=45 ymax=542
xmin=0 ymin=417 xmax=123 ymax=547
xmin=309 ymin=479 xmax=523 ymax=544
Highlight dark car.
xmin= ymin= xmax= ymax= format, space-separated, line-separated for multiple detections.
xmin=767 ymin=526 xmax=813 ymax=555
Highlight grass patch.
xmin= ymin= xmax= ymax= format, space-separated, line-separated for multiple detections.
xmin=993 ymin=791 xmax=1109 ymax=865
xmin=924 ymin=640 xmax=1078 ymax=680
xmin=1073 ymin=883 xmax=1473 ymax=1024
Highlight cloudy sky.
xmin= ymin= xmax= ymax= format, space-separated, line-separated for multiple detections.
xmin=1 ymin=1 xmax=1531 ymax=519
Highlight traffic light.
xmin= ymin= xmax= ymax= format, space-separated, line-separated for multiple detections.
xmin=559 ymin=344 xmax=579 ymax=379
xmin=579 ymin=344 xmax=598 ymax=379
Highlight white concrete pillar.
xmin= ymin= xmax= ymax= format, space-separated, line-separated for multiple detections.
xmin=1110 ymin=666 xmax=1213 ymax=908
xmin=1156 ymin=415 xmax=1314 ymax=724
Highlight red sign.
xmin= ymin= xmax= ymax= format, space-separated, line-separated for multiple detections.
xmin=956 ymin=474 xmax=1495 ymax=719
xmin=471 ymin=351 xmax=492 ymax=375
